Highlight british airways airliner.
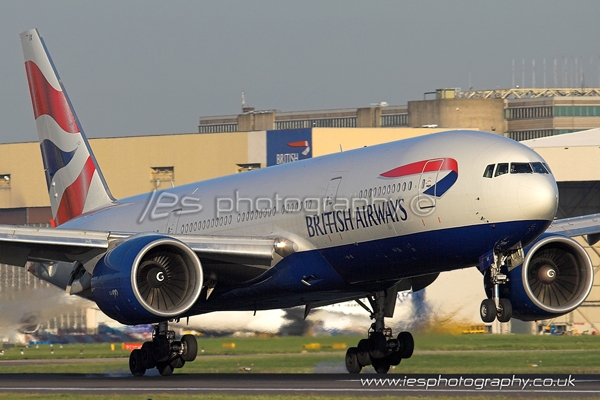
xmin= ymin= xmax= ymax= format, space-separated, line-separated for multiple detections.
xmin=10 ymin=29 xmax=596 ymax=375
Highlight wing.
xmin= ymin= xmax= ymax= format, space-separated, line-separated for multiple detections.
xmin=547 ymin=213 xmax=600 ymax=245
xmin=0 ymin=225 xmax=296 ymax=284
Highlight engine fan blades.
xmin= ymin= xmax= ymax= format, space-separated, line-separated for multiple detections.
xmin=527 ymin=248 xmax=580 ymax=308
xmin=136 ymin=251 xmax=189 ymax=311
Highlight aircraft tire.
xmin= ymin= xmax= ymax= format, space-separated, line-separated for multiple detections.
xmin=480 ymin=298 xmax=497 ymax=323
xmin=357 ymin=339 xmax=371 ymax=366
xmin=141 ymin=342 xmax=156 ymax=369
xmin=397 ymin=331 xmax=414 ymax=359
xmin=345 ymin=347 xmax=362 ymax=373
xmin=170 ymin=356 xmax=185 ymax=369
xmin=129 ymin=349 xmax=146 ymax=377
xmin=372 ymin=357 xmax=390 ymax=374
xmin=157 ymin=361 xmax=174 ymax=376
xmin=388 ymin=351 xmax=402 ymax=366
xmin=497 ymin=298 xmax=513 ymax=323
xmin=368 ymin=331 xmax=387 ymax=359
xmin=154 ymin=335 xmax=170 ymax=363
xmin=181 ymin=334 xmax=198 ymax=362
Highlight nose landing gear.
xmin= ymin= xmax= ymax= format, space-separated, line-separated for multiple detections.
xmin=480 ymin=251 xmax=514 ymax=323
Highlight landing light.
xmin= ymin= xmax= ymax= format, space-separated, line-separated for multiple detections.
xmin=273 ymin=238 xmax=297 ymax=257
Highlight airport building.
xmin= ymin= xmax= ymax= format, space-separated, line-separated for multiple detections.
xmin=200 ymin=87 xmax=600 ymax=142
xmin=2 ymin=86 xmax=600 ymax=337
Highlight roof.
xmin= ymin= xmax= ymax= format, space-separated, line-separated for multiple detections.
xmin=521 ymin=128 xmax=600 ymax=148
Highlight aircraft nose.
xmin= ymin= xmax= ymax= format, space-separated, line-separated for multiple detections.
xmin=517 ymin=177 xmax=558 ymax=221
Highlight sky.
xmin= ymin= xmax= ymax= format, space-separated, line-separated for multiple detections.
xmin=1 ymin=0 xmax=599 ymax=143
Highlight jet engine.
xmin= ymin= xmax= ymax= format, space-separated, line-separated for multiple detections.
xmin=486 ymin=233 xmax=594 ymax=321
xmin=91 ymin=234 xmax=203 ymax=325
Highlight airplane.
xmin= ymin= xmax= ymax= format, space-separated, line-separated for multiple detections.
xmin=12 ymin=28 xmax=597 ymax=376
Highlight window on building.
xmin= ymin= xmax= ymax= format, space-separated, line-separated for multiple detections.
xmin=237 ymin=163 xmax=261 ymax=173
xmin=0 ymin=174 xmax=10 ymax=188
xmin=151 ymin=167 xmax=174 ymax=187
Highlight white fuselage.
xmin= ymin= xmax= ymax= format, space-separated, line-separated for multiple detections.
xmin=55 ymin=130 xmax=558 ymax=312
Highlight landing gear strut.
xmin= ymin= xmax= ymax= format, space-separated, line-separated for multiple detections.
xmin=345 ymin=290 xmax=414 ymax=374
xmin=480 ymin=251 xmax=513 ymax=323
xmin=129 ymin=321 xmax=198 ymax=376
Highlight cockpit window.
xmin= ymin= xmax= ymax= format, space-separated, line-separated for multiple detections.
xmin=531 ymin=162 xmax=549 ymax=174
xmin=494 ymin=163 xmax=509 ymax=177
xmin=543 ymin=163 xmax=552 ymax=174
xmin=486 ymin=162 xmax=552 ymax=178
xmin=510 ymin=163 xmax=533 ymax=174
xmin=483 ymin=164 xmax=495 ymax=178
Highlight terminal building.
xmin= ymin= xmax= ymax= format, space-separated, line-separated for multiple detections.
xmin=200 ymin=87 xmax=600 ymax=142
xmin=2 ymin=86 xmax=600 ymax=337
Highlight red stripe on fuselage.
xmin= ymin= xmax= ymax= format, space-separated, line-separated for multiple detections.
xmin=55 ymin=157 xmax=96 ymax=225
xmin=24 ymin=60 xmax=79 ymax=134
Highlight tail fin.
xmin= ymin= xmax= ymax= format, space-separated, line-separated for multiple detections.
xmin=20 ymin=29 xmax=114 ymax=226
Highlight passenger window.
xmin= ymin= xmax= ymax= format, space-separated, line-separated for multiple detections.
xmin=510 ymin=163 xmax=533 ymax=174
xmin=483 ymin=164 xmax=495 ymax=178
xmin=495 ymin=163 xmax=509 ymax=177
xmin=531 ymin=162 xmax=549 ymax=174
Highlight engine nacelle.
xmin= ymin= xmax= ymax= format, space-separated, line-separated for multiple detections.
xmin=487 ymin=233 xmax=594 ymax=321
xmin=91 ymin=234 xmax=203 ymax=325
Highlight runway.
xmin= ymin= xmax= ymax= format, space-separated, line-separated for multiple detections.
xmin=1 ymin=372 xmax=600 ymax=397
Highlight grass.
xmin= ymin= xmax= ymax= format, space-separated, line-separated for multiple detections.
xmin=4 ymin=349 xmax=598 ymax=374
xmin=5 ymin=333 xmax=600 ymax=359
xmin=0 ymin=343 xmax=130 ymax=360
xmin=3 ymin=335 xmax=600 ymax=399
xmin=414 ymin=333 xmax=600 ymax=351
xmin=2 ymin=333 xmax=600 ymax=374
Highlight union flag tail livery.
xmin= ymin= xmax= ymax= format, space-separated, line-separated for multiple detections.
xmin=20 ymin=29 xmax=113 ymax=226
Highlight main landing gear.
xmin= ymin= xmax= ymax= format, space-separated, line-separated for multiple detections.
xmin=129 ymin=321 xmax=198 ymax=376
xmin=345 ymin=290 xmax=414 ymax=374
xmin=480 ymin=252 xmax=513 ymax=323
